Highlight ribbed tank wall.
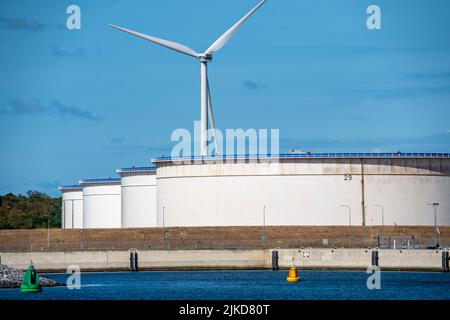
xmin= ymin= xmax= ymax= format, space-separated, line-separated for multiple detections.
xmin=61 ymin=190 xmax=83 ymax=229
xmin=364 ymin=175 xmax=450 ymax=226
xmin=82 ymin=184 xmax=121 ymax=229
xmin=157 ymin=174 xmax=363 ymax=227
xmin=156 ymin=158 xmax=450 ymax=227
xmin=121 ymin=174 xmax=157 ymax=228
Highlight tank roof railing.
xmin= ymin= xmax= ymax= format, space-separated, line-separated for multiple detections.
xmin=79 ymin=177 xmax=121 ymax=185
xmin=58 ymin=184 xmax=83 ymax=191
xmin=116 ymin=166 xmax=156 ymax=174
xmin=154 ymin=152 xmax=450 ymax=162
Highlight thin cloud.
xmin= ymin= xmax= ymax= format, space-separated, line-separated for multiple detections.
xmin=111 ymin=137 xmax=126 ymax=144
xmin=243 ymin=80 xmax=267 ymax=91
xmin=409 ymin=71 xmax=450 ymax=79
xmin=36 ymin=180 xmax=60 ymax=190
xmin=50 ymin=46 xmax=87 ymax=57
xmin=0 ymin=98 xmax=46 ymax=114
xmin=0 ymin=184 xmax=14 ymax=193
xmin=0 ymin=98 xmax=104 ymax=121
xmin=362 ymin=85 xmax=450 ymax=99
xmin=0 ymin=16 xmax=45 ymax=31
xmin=103 ymin=142 xmax=173 ymax=158
xmin=50 ymin=99 xmax=103 ymax=121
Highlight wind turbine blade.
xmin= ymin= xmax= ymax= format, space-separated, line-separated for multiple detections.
xmin=109 ymin=23 xmax=199 ymax=58
xmin=207 ymin=76 xmax=220 ymax=155
xmin=205 ymin=0 xmax=268 ymax=55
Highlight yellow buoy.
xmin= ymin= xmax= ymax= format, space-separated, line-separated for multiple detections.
xmin=286 ymin=257 xmax=300 ymax=282
xmin=287 ymin=267 xmax=300 ymax=282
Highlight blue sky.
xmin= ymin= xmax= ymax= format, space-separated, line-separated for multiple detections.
xmin=0 ymin=0 xmax=449 ymax=196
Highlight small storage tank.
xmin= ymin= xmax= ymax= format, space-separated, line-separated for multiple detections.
xmin=58 ymin=184 xmax=83 ymax=229
xmin=79 ymin=178 xmax=122 ymax=229
xmin=117 ymin=166 xmax=157 ymax=228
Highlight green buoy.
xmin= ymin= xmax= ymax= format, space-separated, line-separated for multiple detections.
xmin=20 ymin=262 xmax=42 ymax=293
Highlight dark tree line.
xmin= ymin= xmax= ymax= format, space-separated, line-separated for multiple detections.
xmin=0 ymin=191 xmax=61 ymax=229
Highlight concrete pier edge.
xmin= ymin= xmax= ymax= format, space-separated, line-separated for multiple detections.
xmin=1 ymin=248 xmax=449 ymax=273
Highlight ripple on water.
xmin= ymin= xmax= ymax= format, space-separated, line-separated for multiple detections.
xmin=0 ymin=270 xmax=449 ymax=300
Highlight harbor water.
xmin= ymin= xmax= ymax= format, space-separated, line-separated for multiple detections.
xmin=0 ymin=270 xmax=449 ymax=300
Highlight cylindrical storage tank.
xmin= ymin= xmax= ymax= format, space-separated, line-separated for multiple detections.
xmin=154 ymin=153 xmax=450 ymax=227
xmin=117 ymin=166 xmax=157 ymax=228
xmin=58 ymin=185 xmax=83 ymax=229
xmin=79 ymin=178 xmax=122 ymax=229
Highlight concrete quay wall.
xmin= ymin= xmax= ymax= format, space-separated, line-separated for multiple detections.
xmin=0 ymin=248 xmax=447 ymax=272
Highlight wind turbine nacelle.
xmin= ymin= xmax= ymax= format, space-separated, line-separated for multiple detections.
xmin=199 ymin=53 xmax=213 ymax=62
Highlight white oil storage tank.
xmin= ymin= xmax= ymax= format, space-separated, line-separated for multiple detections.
xmin=117 ymin=166 xmax=157 ymax=228
xmin=79 ymin=178 xmax=122 ymax=229
xmin=58 ymin=184 xmax=83 ymax=229
xmin=154 ymin=153 xmax=450 ymax=227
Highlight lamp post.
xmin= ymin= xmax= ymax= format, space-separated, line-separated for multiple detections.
xmin=338 ymin=205 xmax=351 ymax=247
xmin=263 ymin=206 xmax=266 ymax=227
xmin=426 ymin=202 xmax=439 ymax=247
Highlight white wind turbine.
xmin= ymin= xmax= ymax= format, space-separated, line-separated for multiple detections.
xmin=109 ymin=0 xmax=268 ymax=156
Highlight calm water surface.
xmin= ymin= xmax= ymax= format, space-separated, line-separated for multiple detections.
xmin=0 ymin=270 xmax=449 ymax=300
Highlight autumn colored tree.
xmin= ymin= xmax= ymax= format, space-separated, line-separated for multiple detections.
xmin=0 ymin=191 xmax=61 ymax=229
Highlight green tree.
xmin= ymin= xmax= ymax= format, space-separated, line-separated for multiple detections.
xmin=0 ymin=191 xmax=61 ymax=229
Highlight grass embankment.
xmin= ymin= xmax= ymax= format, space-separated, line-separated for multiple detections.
xmin=0 ymin=226 xmax=447 ymax=252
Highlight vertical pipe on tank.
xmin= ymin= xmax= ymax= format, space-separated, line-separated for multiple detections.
xmin=62 ymin=201 xmax=65 ymax=229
